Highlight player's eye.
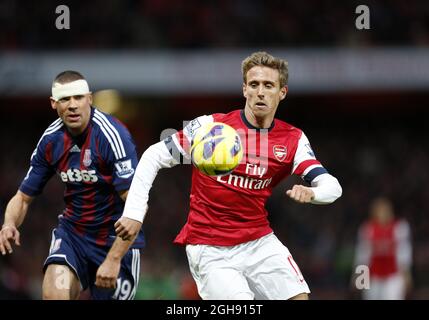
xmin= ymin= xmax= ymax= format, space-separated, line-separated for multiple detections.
xmin=59 ymin=97 xmax=70 ymax=103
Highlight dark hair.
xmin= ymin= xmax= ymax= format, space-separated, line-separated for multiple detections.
xmin=242 ymin=52 xmax=289 ymax=87
xmin=53 ymin=70 xmax=85 ymax=85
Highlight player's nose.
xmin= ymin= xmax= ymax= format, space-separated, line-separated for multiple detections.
xmin=68 ymin=97 xmax=79 ymax=108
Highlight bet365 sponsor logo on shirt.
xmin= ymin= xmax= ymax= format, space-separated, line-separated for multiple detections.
xmin=60 ymin=169 xmax=98 ymax=183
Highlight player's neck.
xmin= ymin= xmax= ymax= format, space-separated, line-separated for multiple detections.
xmin=244 ymin=108 xmax=274 ymax=129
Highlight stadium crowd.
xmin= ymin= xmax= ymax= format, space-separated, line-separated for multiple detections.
xmin=0 ymin=0 xmax=428 ymax=49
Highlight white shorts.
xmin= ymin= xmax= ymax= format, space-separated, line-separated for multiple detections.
xmin=185 ymin=233 xmax=310 ymax=300
xmin=363 ymin=273 xmax=406 ymax=300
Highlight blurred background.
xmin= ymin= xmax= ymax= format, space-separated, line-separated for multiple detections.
xmin=0 ymin=0 xmax=428 ymax=299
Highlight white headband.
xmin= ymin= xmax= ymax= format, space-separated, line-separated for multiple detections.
xmin=51 ymin=79 xmax=90 ymax=101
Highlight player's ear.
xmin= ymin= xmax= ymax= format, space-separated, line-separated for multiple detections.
xmin=50 ymin=97 xmax=57 ymax=110
xmin=243 ymin=83 xmax=247 ymax=98
xmin=279 ymin=85 xmax=288 ymax=101
xmin=87 ymin=93 xmax=93 ymax=105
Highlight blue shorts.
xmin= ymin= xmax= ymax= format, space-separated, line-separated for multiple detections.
xmin=43 ymin=226 xmax=141 ymax=300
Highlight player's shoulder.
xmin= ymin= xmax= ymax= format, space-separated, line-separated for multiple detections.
xmin=187 ymin=110 xmax=238 ymax=129
xmin=394 ymin=218 xmax=411 ymax=233
xmin=211 ymin=109 xmax=240 ymax=123
xmin=194 ymin=109 xmax=256 ymax=125
xmin=273 ymin=117 xmax=303 ymax=141
xmin=91 ymin=107 xmax=134 ymax=142
xmin=274 ymin=118 xmax=301 ymax=133
xmin=92 ymin=107 xmax=129 ymax=132
xmin=91 ymin=107 xmax=135 ymax=158
xmin=37 ymin=117 xmax=65 ymax=145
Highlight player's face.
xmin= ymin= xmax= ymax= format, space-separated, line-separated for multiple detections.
xmin=371 ymin=200 xmax=394 ymax=224
xmin=243 ymin=66 xmax=287 ymax=122
xmin=50 ymin=93 xmax=92 ymax=136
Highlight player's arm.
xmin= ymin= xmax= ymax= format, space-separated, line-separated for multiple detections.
xmin=354 ymin=224 xmax=371 ymax=268
xmin=95 ymin=191 xmax=138 ymax=289
xmin=95 ymin=235 xmax=138 ymax=289
xmin=96 ymin=121 xmax=149 ymax=288
xmin=395 ymin=220 xmax=412 ymax=271
xmin=113 ymin=190 xmax=141 ymax=241
xmin=306 ymin=172 xmax=342 ymax=204
xmin=395 ymin=220 xmax=413 ymax=292
xmin=287 ymin=132 xmax=342 ymax=204
xmin=115 ymin=140 xmax=179 ymax=239
xmin=0 ymin=191 xmax=34 ymax=255
xmin=287 ymin=170 xmax=342 ymax=204
xmin=1 ymin=133 xmax=53 ymax=255
xmin=115 ymin=115 xmax=213 ymax=239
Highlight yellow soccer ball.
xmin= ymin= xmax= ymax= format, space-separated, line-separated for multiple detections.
xmin=190 ymin=122 xmax=243 ymax=176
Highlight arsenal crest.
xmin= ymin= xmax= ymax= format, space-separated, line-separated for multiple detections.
xmin=83 ymin=149 xmax=92 ymax=167
xmin=273 ymin=145 xmax=287 ymax=162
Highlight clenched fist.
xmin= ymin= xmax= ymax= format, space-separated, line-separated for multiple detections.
xmin=286 ymin=185 xmax=315 ymax=203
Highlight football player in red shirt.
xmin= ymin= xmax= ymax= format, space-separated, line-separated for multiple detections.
xmin=116 ymin=52 xmax=342 ymax=300
xmin=354 ymin=197 xmax=412 ymax=300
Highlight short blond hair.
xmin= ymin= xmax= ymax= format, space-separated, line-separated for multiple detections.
xmin=241 ymin=52 xmax=289 ymax=87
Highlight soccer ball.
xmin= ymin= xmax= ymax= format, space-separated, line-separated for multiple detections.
xmin=191 ymin=122 xmax=243 ymax=176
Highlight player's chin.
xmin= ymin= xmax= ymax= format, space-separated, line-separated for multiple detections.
xmin=65 ymin=120 xmax=82 ymax=129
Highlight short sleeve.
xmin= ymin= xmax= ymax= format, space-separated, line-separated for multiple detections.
xmin=163 ymin=115 xmax=214 ymax=162
xmin=19 ymin=139 xmax=55 ymax=196
xmin=107 ymin=125 xmax=139 ymax=192
xmin=291 ymin=131 xmax=328 ymax=184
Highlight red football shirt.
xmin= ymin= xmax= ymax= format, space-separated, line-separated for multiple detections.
xmin=361 ymin=220 xmax=400 ymax=277
xmin=169 ymin=109 xmax=326 ymax=246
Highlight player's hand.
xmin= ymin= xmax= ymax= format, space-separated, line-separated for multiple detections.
xmin=115 ymin=217 xmax=142 ymax=241
xmin=0 ymin=224 xmax=20 ymax=255
xmin=286 ymin=185 xmax=315 ymax=203
xmin=95 ymin=258 xmax=121 ymax=289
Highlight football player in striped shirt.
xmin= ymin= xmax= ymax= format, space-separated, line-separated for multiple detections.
xmin=0 ymin=71 xmax=144 ymax=300
xmin=116 ymin=52 xmax=342 ymax=300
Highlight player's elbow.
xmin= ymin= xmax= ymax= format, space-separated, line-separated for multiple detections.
xmin=328 ymin=177 xmax=342 ymax=203
xmin=16 ymin=190 xmax=34 ymax=205
xmin=136 ymin=143 xmax=164 ymax=172
xmin=311 ymin=174 xmax=343 ymax=204
xmin=141 ymin=143 xmax=158 ymax=160
xmin=142 ymin=141 xmax=176 ymax=168
xmin=334 ymin=180 xmax=343 ymax=200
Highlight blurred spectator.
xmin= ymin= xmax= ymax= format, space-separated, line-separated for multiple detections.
xmin=352 ymin=197 xmax=412 ymax=300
